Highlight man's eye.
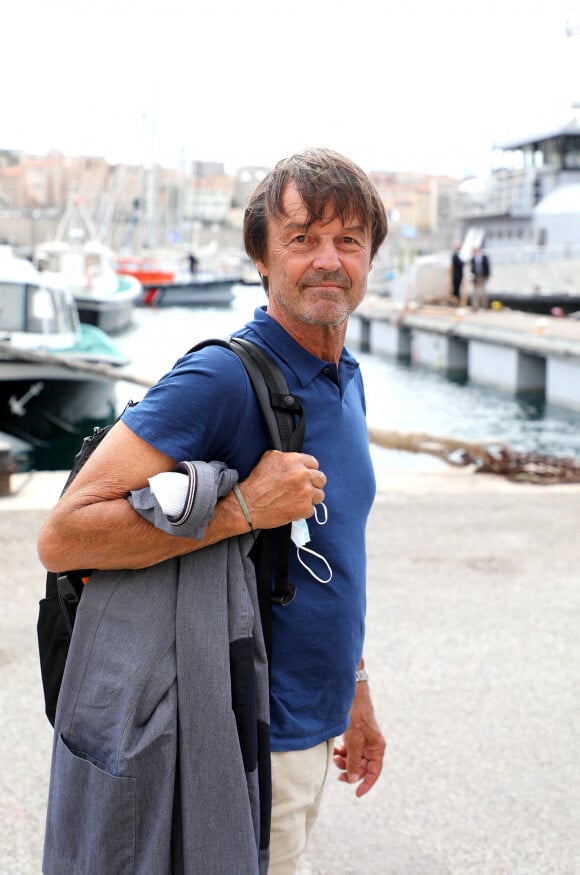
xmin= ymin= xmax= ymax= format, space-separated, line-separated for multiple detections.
xmin=294 ymin=234 xmax=307 ymax=243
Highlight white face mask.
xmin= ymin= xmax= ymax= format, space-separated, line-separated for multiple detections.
xmin=290 ymin=502 xmax=332 ymax=584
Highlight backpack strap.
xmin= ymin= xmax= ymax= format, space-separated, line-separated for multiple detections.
xmin=228 ymin=337 xmax=305 ymax=453
xmin=188 ymin=336 xmax=306 ymax=670
xmin=187 ymin=336 xmax=305 ymax=453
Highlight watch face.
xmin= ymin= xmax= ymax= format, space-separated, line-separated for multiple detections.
xmin=356 ymin=669 xmax=369 ymax=682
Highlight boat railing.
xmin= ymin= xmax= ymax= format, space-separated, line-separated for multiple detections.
xmin=486 ymin=241 xmax=580 ymax=264
xmin=457 ymin=168 xmax=563 ymax=219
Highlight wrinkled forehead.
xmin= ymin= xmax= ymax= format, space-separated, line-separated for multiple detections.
xmin=275 ymin=182 xmax=365 ymax=230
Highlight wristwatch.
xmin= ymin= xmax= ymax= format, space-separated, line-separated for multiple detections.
xmin=355 ymin=668 xmax=369 ymax=682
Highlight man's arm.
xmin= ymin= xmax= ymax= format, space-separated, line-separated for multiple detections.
xmin=37 ymin=420 xmax=326 ymax=573
xmin=332 ymin=661 xmax=386 ymax=798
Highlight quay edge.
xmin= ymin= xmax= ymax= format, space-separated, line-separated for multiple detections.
xmin=348 ymin=299 xmax=580 ymax=411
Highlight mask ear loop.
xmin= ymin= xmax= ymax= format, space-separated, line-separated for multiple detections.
xmin=296 ymin=545 xmax=333 ymax=584
xmin=313 ymin=502 xmax=328 ymax=526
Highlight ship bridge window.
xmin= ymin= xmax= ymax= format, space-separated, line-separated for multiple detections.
xmin=0 ymin=282 xmax=27 ymax=330
xmin=564 ymin=149 xmax=580 ymax=169
xmin=543 ymin=138 xmax=563 ymax=169
xmin=27 ymin=286 xmax=58 ymax=333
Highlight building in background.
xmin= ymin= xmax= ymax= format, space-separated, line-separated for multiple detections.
xmin=0 ymin=151 xmax=460 ymax=267
xmin=369 ymin=170 xmax=460 ymax=277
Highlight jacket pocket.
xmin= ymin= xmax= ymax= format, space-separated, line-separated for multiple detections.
xmin=44 ymin=733 xmax=136 ymax=875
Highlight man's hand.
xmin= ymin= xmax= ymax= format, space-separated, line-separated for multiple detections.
xmin=332 ymin=681 xmax=386 ymax=798
xmin=239 ymin=449 xmax=326 ymax=529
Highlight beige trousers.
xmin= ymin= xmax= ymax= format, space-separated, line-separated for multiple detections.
xmin=472 ymin=276 xmax=488 ymax=311
xmin=268 ymin=739 xmax=334 ymax=874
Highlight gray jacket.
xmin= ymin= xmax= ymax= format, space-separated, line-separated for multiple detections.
xmin=43 ymin=461 xmax=270 ymax=875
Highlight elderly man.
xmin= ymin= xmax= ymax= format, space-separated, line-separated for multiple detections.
xmin=38 ymin=148 xmax=388 ymax=875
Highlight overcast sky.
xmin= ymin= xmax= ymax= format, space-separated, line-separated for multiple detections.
xmin=4 ymin=0 xmax=580 ymax=179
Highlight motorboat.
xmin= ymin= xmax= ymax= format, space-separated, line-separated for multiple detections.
xmin=115 ymin=254 xmax=175 ymax=287
xmin=0 ymin=246 xmax=129 ymax=470
xmin=34 ymin=235 xmax=142 ymax=334
xmin=116 ymin=253 xmax=238 ymax=308
xmin=33 ymin=192 xmax=142 ymax=333
xmin=137 ymin=272 xmax=238 ymax=308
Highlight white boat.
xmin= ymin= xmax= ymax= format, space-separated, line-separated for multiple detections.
xmin=0 ymin=246 xmax=129 ymax=470
xmin=33 ymin=194 xmax=142 ymax=333
xmin=34 ymin=235 xmax=142 ymax=333
xmin=454 ymin=112 xmax=580 ymax=311
xmin=392 ymin=111 xmax=580 ymax=314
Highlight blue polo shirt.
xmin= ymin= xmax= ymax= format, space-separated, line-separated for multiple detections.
xmin=123 ymin=307 xmax=376 ymax=751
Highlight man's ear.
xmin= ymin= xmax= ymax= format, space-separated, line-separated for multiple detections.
xmin=255 ymin=258 xmax=268 ymax=278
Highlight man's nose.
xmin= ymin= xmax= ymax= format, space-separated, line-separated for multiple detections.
xmin=312 ymin=239 xmax=341 ymax=272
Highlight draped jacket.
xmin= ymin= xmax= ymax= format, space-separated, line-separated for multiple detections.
xmin=43 ymin=461 xmax=270 ymax=875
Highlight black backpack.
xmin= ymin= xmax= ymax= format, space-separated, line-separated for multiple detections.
xmin=37 ymin=336 xmax=305 ymax=726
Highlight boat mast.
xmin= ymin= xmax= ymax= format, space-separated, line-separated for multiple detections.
xmin=143 ymin=92 xmax=159 ymax=251
xmin=55 ymin=186 xmax=99 ymax=243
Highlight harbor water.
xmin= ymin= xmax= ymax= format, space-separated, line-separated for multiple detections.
xmin=113 ymin=285 xmax=580 ymax=475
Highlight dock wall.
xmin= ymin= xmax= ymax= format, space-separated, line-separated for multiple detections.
xmin=348 ymin=302 xmax=580 ymax=411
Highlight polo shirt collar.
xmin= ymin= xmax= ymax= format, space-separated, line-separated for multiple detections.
xmin=246 ymin=306 xmax=359 ymax=389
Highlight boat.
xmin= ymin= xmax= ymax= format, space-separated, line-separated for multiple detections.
xmin=33 ymin=195 xmax=142 ymax=334
xmin=115 ymin=254 xmax=176 ymax=287
xmin=138 ymin=272 xmax=238 ymax=308
xmin=116 ymin=253 xmax=238 ymax=307
xmin=34 ymin=236 xmax=142 ymax=334
xmin=455 ymin=111 xmax=580 ymax=310
xmin=393 ymin=110 xmax=580 ymax=314
xmin=0 ymin=246 xmax=130 ymax=471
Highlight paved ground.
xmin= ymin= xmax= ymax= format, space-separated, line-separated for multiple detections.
xmin=1 ymin=467 xmax=579 ymax=874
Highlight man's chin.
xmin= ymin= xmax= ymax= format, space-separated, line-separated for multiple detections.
xmin=302 ymin=304 xmax=350 ymax=328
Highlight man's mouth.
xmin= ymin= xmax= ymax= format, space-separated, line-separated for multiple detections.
xmin=300 ymin=272 xmax=350 ymax=292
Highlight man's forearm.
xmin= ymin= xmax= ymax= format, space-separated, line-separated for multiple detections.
xmin=37 ymin=434 xmax=326 ymax=574
xmin=38 ymin=488 xmax=250 ymax=573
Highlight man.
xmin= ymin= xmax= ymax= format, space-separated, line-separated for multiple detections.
xmin=470 ymin=246 xmax=491 ymax=310
xmin=450 ymin=242 xmax=463 ymax=303
xmin=38 ymin=148 xmax=387 ymax=874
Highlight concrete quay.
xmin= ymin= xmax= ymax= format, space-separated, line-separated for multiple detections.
xmin=348 ymin=299 xmax=580 ymax=411
xmin=1 ymin=468 xmax=579 ymax=875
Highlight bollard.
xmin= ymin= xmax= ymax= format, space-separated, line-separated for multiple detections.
xmin=0 ymin=443 xmax=14 ymax=497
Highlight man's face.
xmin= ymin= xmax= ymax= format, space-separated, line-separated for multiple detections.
xmin=256 ymin=183 xmax=373 ymax=331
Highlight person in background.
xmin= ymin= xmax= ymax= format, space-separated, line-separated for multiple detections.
xmin=38 ymin=148 xmax=388 ymax=875
xmin=450 ymin=242 xmax=464 ymax=304
xmin=188 ymin=252 xmax=199 ymax=275
xmin=470 ymin=246 xmax=491 ymax=310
